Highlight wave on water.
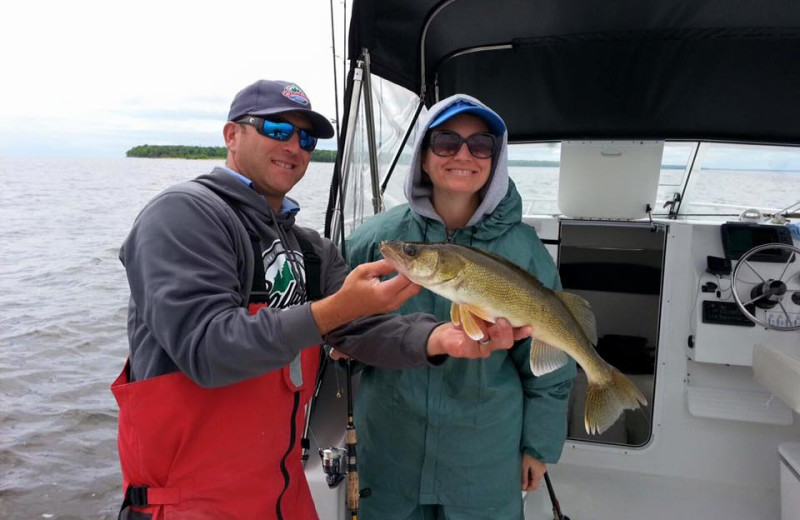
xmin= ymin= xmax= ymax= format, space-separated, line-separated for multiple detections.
xmin=0 ymin=158 xmax=334 ymax=518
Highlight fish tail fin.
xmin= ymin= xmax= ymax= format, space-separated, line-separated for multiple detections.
xmin=584 ymin=366 xmax=648 ymax=435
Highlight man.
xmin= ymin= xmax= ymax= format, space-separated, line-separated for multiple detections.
xmin=112 ymin=79 xmax=530 ymax=520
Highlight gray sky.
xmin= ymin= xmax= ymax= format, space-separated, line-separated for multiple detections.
xmin=2 ymin=1 xmax=799 ymax=172
xmin=0 ymin=0 xmax=347 ymax=158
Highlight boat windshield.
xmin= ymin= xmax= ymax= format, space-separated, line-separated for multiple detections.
xmin=341 ymin=75 xmax=800 ymax=227
xmin=507 ymin=141 xmax=800 ymax=221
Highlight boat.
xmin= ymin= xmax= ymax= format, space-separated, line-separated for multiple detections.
xmin=304 ymin=1 xmax=800 ymax=518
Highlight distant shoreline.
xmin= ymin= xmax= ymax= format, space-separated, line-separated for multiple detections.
xmin=126 ymin=145 xmax=337 ymax=162
xmin=125 ymin=147 xmax=796 ymax=173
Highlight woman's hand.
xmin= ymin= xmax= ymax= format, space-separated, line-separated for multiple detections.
xmin=521 ymin=453 xmax=546 ymax=491
xmin=426 ymin=318 xmax=533 ymax=358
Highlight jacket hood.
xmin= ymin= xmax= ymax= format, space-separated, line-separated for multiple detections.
xmin=404 ymin=94 xmax=510 ymax=228
xmin=196 ymin=167 xmax=298 ymax=230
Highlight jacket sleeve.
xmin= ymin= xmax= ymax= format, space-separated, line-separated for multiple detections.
xmin=511 ymin=234 xmax=575 ymax=462
xmin=319 ymin=232 xmax=441 ymax=368
xmin=512 ymin=342 xmax=576 ymax=462
xmin=122 ymin=191 xmax=322 ymax=387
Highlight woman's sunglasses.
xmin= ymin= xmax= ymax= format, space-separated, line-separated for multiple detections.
xmin=236 ymin=116 xmax=318 ymax=152
xmin=428 ymin=130 xmax=497 ymax=159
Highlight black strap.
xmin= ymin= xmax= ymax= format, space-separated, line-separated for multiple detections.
xmin=191 ymin=180 xmax=322 ymax=303
xmin=294 ymin=233 xmax=322 ymax=301
xmin=118 ymin=486 xmax=152 ymax=520
xmin=247 ymin=230 xmax=270 ymax=304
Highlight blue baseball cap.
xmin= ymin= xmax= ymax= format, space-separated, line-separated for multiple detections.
xmin=428 ymin=100 xmax=506 ymax=136
xmin=228 ymin=80 xmax=334 ymax=138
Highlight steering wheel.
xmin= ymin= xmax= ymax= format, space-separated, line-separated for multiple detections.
xmin=730 ymin=243 xmax=800 ymax=331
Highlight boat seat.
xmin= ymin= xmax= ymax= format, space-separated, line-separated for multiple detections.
xmin=753 ymin=342 xmax=800 ymax=413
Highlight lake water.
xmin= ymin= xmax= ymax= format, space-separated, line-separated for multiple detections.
xmin=0 ymin=158 xmax=333 ymax=519
xmin=1 ymin=156 xmax=797 ymax=519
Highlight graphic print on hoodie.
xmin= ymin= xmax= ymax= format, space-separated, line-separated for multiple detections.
xmin=262 ymin=239 xmax=306 ymax=310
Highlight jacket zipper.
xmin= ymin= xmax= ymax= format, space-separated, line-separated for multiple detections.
xmin=276 ymin=391 xmax=301 ymax=519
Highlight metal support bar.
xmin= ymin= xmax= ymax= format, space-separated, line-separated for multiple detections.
xmin=331 ymin=63 xmax=365 ymax=247
xmin=361 ymin=49 xmax=383 ymax=215
xmin=381 ymin=98 xmax=425 ymax=194
xmin=419 ymin=0 xmax=459 ymax=99
xmin=674 ymin=141 xmax=701 ymax=218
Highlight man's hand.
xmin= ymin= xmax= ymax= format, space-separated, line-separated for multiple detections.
xmin=521 ymin=453 xmax=546 ymax=491
xmin=426 ymin=318 xmax=533 ymax=358
xmin=312 ymin=260 xmax=420 ymax=335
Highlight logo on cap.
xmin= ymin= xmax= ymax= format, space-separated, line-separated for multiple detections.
xmin=282 ymin=85 xmax=310 ymax=106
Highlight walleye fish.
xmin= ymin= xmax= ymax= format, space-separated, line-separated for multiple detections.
xmin=380 ymin=240 xmax=647 ymax=435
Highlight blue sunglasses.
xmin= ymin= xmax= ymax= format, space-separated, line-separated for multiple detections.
xmin=237 ymin=115 xmax=318 ymax=152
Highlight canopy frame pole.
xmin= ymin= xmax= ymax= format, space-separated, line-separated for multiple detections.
xmin=419 ymin=0 xmax=459 ymax=99
xmin=431 ymin=43 xmax=514 ymax=103
xmin=361 ymin=49 xmax=384 ymax=215
xmin=380 ymin=99 xmax=425 ymax=194
xmin=331 ymin=60 xmax=366 ymax=247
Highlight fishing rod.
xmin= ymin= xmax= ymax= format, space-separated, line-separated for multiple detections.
xmin=328 ymin=0 xmax=341 ymax=141
xmin=318 ymin=357 xmax=366 ymax=519
xmin=344 ymin=358 xmax=360 ymax=519
xmin=544 ymin=471 xmax=571 ymax=520
xmin=301 ymin=353 xmax=330 ymax=466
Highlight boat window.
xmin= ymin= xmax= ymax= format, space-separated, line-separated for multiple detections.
xmin=508 ymin=142 xmax=695 ymax=217
xmin=507 ymin=143 xmax=561 ymax=215
xmin=508 ymin=141 xmax=800 ymax=221
xmin=677 ymin=142 xmax=800 ymax=220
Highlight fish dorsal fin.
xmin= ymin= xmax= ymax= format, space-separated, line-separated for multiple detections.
xmin=459 ymin=305 xmax=485 ymax=341
xmin=555 ymin=291 xmax=598 ymax=345
xmin=529 ymin=340 xmax=570 ymax=376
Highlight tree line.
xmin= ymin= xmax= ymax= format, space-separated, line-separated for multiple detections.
xmin=126 ymin=145 xmax=337 ymax=162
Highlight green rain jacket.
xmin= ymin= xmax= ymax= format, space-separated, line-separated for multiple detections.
xmin=346 ymin=94 xmax=576 ymax=512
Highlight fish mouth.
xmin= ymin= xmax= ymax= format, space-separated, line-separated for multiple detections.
xmin=379 ymin=240 xmax=400 ymax=263
xmin=379 ymin=241 xmax=408 ymax=273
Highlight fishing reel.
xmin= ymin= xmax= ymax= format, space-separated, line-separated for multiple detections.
xmin=319 ymin=447 xmax=347 ymax=488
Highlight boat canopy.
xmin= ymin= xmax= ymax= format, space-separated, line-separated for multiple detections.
xmin=348 ymin=0 xmax=800 ymax=144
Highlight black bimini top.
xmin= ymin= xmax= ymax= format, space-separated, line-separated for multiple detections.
xmin=348 ymin=0 xmax=800 ymax=144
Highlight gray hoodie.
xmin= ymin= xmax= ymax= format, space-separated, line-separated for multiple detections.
xmin=404 ymin=93 xmax=510 ymax=228
xmin=120 ymin=167 xmax=440 ymax=387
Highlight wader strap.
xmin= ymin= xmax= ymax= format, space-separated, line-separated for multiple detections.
xmin=118 ymin=485 xmax=180 ymax=519
xmin=247 ymin=230 xmax=270 ymax=304
xmin=293 ymin=233 xmax=322 ymax=301
xmin=191 ymin=179 xmax=322 ymax=304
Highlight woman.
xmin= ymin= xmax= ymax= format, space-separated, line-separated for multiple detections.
xmin=345 ymin=94 xmax=576 ymax=519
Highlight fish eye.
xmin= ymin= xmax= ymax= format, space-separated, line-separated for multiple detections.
xmin=403 ymin=244 xmax=418 ymax=257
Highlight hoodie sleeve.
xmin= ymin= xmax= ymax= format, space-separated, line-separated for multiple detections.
xmin=317 ymin=232 xmax=441 ymax=368
xmin=122 ymin=190 xmax=322 ymax=387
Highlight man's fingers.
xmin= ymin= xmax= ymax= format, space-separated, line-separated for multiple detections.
xmin=360 ymin=258 xmax=396 ymax=277
xmin=395 ymin=280 xmax=421 ymax=301
xmin=379 ymin=272 xmax=413 ymax=292
xmin=513 ymin=325 xmax=534 ymax=341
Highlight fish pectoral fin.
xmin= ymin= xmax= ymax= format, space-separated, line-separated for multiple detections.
xmin=462 ymin=304 xmax=495 ymax=324
xmin=450 ymin=302 xmax=462 ymax=327
xmin=555 ymin=291 xmax=598 ymax=345
xmin=529 ymin=340 xmax=570 ymax=376
xmin=459 ymin=305 xmax=486 ymax=341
